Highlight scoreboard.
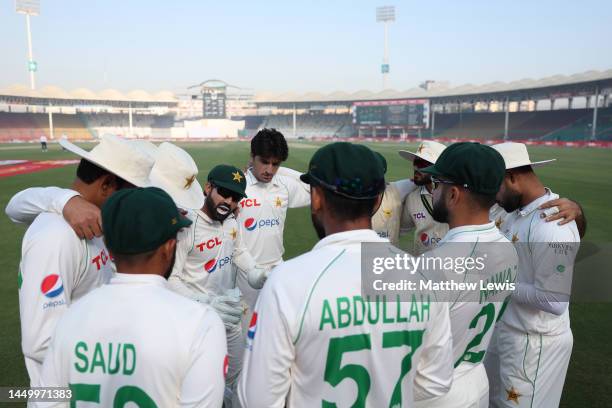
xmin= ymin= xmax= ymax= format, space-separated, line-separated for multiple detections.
xmin=353 ymin=99 xmax=429 ymax=128
xmin=202 ymin=89 xmax=226 ymax=119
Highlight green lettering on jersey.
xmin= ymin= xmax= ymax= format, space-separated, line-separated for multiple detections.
xmin=421 ymin=294 xmax=430 ymax=322
xmin=409 ymin=295 xmax=421 ymax=322
xmin=319 ymin=299 xmax=336 ymax=331
xmin=366 ymin=295 xmax=380 ymax=324
xmin=108 ymin=343 xmax=121 ymax=375
xmin=396 ymin=298 xmax=408 ymax=323
xmin=337 ymin=297 xmax=351 ymax=328
xmin=74 ymin=341 xmax=88 ymax=373
xmin=90 ymin=342 xmax=106 ymax=374
xmin=123 ymin=344 xmax=136 ymax=375
xmin=353 ymin=296 xmax=366 ymax=326
xmin=382 ymin=296 xmax=394 ymax=324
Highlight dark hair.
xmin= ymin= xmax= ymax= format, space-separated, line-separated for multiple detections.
xmin=467 ymin=191 xmax=497 ymax=210
xmin=251 ymin=128 xmax=289 ymax=161
xmin=111 ymin=248 xmax=157 ymax=265
xmin=76 ymin=159 xmax=131 ymax=189
xmin=321 ymin=187 xmax=379 ymax=222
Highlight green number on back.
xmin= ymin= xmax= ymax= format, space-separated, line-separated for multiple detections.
xmin=323 ymin=334 xmax=372 ymax=408
xmin=70 ymin=383 xmax=156 ymax=407
xmin=382 ymin=330 xmax=425 ymax=408
xmin=454 ymin=303 xmax=496 ymax=368
xmin=70 ymin=383 xmax=100 ymax=407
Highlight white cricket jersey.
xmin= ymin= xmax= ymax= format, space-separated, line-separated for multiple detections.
xmin=400 ymin=186 xmax=449 ymax=255
xmin=372 ymin=179 xmax=416 ymax=246
xmin=18 ymin=213 xmax=114 ymax=386
xmin=498 ymin=189 xmax=579 ymax=335
xmin=36 ymin=273 xmax=227 ymax=407
xmin=427 ymin=223 xmax=518 ymax=382
xmin=168 ymin=209 xmax=255 ymax=297
xmin=238 ymin=229 xmax=454 ymax=408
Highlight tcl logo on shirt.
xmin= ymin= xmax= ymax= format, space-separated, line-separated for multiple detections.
xmin=243 ymin=218 xmax=280 ymax=231
xmin=91 ymin=249 xmax=110 ymax=271
xmin=196 ymin=237 xmax=222 ymax=252
xmin=413 ymin=212 xmax=427 ymax=220
xmin=240 ymin=198 xmax=261 ymax=208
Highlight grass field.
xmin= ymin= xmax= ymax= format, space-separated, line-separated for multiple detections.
xmin=0 ymin=140 xmax=611 ymax=407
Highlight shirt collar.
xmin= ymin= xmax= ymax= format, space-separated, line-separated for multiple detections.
xmin=441 ymin=222 xmax=497 ymax=243
xmin=517 ymin=188 xmax=557 ymax=217
xmin=313 ymin=229 xmax=387 ymax=251
xmin=420 ymin=185 xmax=432 ymax=196
xmin=110 ymin=273 xmax=168 ymax=287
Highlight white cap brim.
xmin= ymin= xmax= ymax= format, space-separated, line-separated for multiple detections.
xmin=149 ymin=172 xmax=205 ymax=210
xmin=506 ymin=158 xmax=556 ymax=170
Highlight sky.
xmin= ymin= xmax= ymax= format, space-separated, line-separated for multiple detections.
xmin=1 ymin=0 xmax=611 ymax=95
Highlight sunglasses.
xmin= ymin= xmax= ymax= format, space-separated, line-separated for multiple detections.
xmin=213 ymin=184 xmax=243 ymax=202
xmin=431 ymin=176 xmax=468 ymax=190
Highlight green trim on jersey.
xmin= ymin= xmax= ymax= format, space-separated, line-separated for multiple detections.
xmin=531 ymin=334 xmax=543 ymax=408
xmin=526 ymin=211 xmax=538 ymax=256
xmin=420 ymin=193 xmax=434 ymax=218
xmin=444 ymin=224 xmax=495 ymax=242
xmin=293 ymin=249 xmax=346 ymax=345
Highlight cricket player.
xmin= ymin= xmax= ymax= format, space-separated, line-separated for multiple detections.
xmin=5 ymin=135 xmax=154 ymax=387
xmin=236 ymin=129 xmax=310 ymax=311
xmin=415 ymin=142 xmax=519 ymax=407
xmin=238 ymin=142 xmax=454 ymax=407
xmin=162 ymin=162 xmax=261 ymax=408
xmin=370 ymin=178 xmax=417 ymax=246
xmin=36 ymin=187 xmax=227 ymax=407
xmin=486 ymin=142 xmax=580 ymax=408
xmin=397 ymin=140 xmax=449 ymax=254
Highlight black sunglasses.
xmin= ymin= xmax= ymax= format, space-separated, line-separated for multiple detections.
xmin=431 ymin=176 xmax=468 ymax=190
xmin=213 ymin=184 xmax=243 ymax=202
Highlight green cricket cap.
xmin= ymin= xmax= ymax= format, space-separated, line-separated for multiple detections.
xmin=420 ymin=142 xmax=505 ymax=195
xmin=300 ymin=142 xmax=386 ymax=199
xmin=102 ymin=187 xmax=192 ymax=254
xmin=207 ymin=164 xmax=247 ymax=199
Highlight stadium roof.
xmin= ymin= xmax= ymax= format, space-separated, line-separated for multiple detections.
xmin=0 ymin=84 xmax=177 ymax=103
xmin=253 ymin=69 xmax=612 ymax=103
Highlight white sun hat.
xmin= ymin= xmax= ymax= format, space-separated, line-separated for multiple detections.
xmin=492 ymin=142 xmax=556 ymax=170
xmin=399 ymin=140 xmax=447 ymax=164
xmin=131 ymin=139 xmax=159 ymax=161
xmin=60 ymin=134 xmax=153 ymax=187
xmin=149 ymin=142 xmax=204 ymax=210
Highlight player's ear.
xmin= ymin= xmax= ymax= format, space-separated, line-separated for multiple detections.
xmin=99 ymin=174 xmax=118 ymax=198
xmin=311 ymin=185 xmax=323 ymax=213
xmin=204 ymin=182 xmax=213 ymax=196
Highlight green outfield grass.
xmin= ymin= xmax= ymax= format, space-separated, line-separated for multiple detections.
xmin=0 ymin=140 xmax=611 ymax=407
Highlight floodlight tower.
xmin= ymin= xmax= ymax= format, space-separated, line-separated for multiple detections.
xmin=16 ymin=0 xmax=40 ymax=90
xmin=376 ymin=5 xmax=395 ymax=90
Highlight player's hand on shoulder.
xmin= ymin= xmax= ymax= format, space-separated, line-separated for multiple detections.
xmin=62 ymin=195 xmax=102 ymax=240
xmin=539 ymin=197 xmax=581 ymax=225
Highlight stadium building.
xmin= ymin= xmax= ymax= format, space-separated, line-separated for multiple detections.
xmin=1 ymin=69 xmax=611 ymax=145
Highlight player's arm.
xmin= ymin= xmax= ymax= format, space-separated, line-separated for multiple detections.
xmin=19 ymin=225 xmax=81 ymax=371
xmin=238 ymin=275 xmax=295 ymax=408
xmin=179 ymin=308 xmax=227 ymax=407
xmin=5 ymin=187 xmax=78 ymax=224
xmin=277 ymin=166 xmax=311 ymax=208
xmin=5 ymin=187 xmax=102 ymax=239
xmin=390 ymin=178 xmax=417 ymax=201
xmin=539 ymin=197 xmax=587 ymax=238
xmin=413 ymin=301 xmax=454 ymax=401
xmin=512 ymin=222 xmax=579 ymax=315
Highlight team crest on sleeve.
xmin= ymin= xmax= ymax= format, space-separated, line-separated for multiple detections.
xmin=247 ymin=312 xmax=258 ymax=349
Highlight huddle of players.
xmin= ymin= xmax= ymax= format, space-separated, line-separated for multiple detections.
xmin=6 ymin=129 xmax=583 ymax=407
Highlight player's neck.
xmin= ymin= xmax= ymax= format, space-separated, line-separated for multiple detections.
xmin=448 ymin=210 xmax=490 ymax=230
xmin=324 ymin=218 xmax=372 ymax=237
xmin=71 ymin=179 xmax=102 ymax=208
xmin=520 ymin=176 xmax=547 ymax=208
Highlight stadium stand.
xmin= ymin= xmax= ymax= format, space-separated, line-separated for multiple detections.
xmin=0 ymin=112 xmax=92 ymax=142
xmin=260 ymin=113 xmax=353 ymax=138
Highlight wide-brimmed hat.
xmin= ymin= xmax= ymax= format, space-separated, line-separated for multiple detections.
xmin=399 ymin=140 xmax=446 ymax=165
xmin=60 ymin=134 xmax=153 ymax=187
xmin=492 ymin=142 xmax=556 ymax=170
xmin=149 ymin=142 xmax=204 ymax=210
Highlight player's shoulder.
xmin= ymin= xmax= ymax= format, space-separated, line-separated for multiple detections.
xmin=269 ymin=246 xmax=346 ymax=290
xmin=25 ymin=213 xmax=81 ymax=246
xmin=530 ymin=211 xmax=579 ymax=243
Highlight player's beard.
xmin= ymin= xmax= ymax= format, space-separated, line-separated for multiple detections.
xmin=412 ymin=170 xmax=431 ymax=186
xmin=163 ymin=251 xmax=176 ymax=280
xmin=498 ymin=190 xmax=522 ymax=213
xmin=205 ymin=196 xmax=232 ymax=222
xmin=311 ymin=212 xmax=326 ymax=239
xmin=432 ymin=190 xmax=450 ymax=224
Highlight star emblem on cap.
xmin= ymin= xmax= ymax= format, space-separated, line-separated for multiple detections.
xmin=275 ymin=197 xmax=282 ymax=207
xmin=184 ymin=175 xmax=196 ymax=189
xmin=417 ymin=144 xmax=425 ymax=154
xmin=232 ymin=171 xmax=243 ymax=183
xmin=506 ymin=386 xmax=521 ymax=404
xmin=230 ymin=228 xmax=237 ymax=240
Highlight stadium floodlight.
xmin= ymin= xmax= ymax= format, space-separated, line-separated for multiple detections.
xmin=16 ymin=0 xmax=40 ymax=90
xmin=376 ymin=6 xmax=395 ymax=90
